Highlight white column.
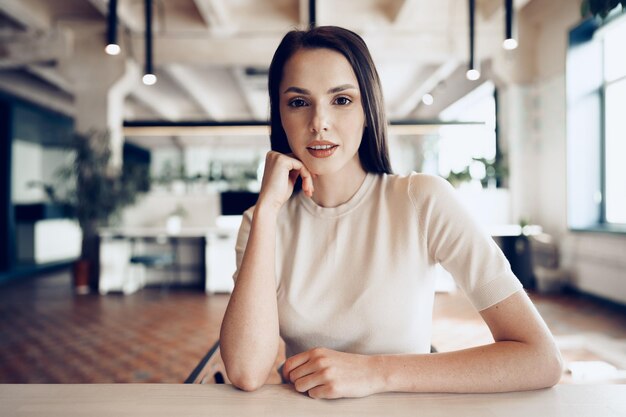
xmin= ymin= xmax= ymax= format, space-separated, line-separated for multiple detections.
xmin=58 ymin=23 xmax=139 ymax=169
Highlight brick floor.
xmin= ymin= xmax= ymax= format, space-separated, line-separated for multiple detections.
xmin=1 ymin=268 xmax=626 ymax=384
xmin=0 ymin=270 xmax=227 ymax=383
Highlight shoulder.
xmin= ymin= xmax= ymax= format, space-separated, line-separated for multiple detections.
xmin=407 ymin=172 xmax=452 ymax=192
xmin=373 ymin=172 xmax=452 ymax=203
xmin=402 ymin=172 xmax=455 ymax=208
xmin=380 ymin=171 xmax=450 ymax=191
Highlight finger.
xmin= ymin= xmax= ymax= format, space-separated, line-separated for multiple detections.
xmin=280 ymin=155 xmax=314 ymax=198
xmin=287 ymin=359 xmax=321 ymax=383
xmin=292 ymin=369 xmax=327 ymax=394
xmin=307 ymin=384 xmax=337 ymax=400
xmin=279 ymin=157 xmax=308 ymax=191
xmin=282 ymin=351 xmax=312 ymax=380
xmin=288 ymin=169 xmax=300 ymax=186
xmin=298 ymin=166 xmax=315 ymax=198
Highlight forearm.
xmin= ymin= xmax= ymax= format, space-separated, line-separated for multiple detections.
xmin=376 ymin=340 xmax=563 ymax=393
xmin=220 ymin=204 xmax=280 ymax=390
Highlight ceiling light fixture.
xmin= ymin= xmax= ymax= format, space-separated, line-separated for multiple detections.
xmin=422 ymin=93 xmax=434 ymax=106
xmin=143 ymin=0 xmax=157 ymax=85
xmin=503 ymin=0 xmax=518 ymax=50
xmin=105 ymin=0 xmax=120 ymax=55
xmin=466 ymin=0 xmax=480 ymax=81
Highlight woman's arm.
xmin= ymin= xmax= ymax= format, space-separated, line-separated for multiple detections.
xmin=219 ymin=204 xmax=281 ymax=391
xmin=283 ymin=290 xmax=563 ymax=399
xmin=377 ymin=290 xmax=563 ymax=393
xmin=220 ymin=151 xmax=314 ymax=391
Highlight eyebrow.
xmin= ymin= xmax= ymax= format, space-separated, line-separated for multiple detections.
xmin=282 ymin=84 xmax=358 ymax=95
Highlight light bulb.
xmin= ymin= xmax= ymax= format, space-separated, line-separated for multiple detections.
xmin=503 ymin=38 xmax=518 ymax=50
xmin=466 ymin=69 xmax=480 ymax=81
xmin=105 ymin=44 xmax=121 ymax=55
xmin=421 ymin=93 xmax=434 ymax=106
xmin=142 ymin=73 xmax=157 ymax=85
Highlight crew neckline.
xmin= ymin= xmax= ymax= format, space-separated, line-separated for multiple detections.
xmin=298 ymin=172 xmax=377 ymax=218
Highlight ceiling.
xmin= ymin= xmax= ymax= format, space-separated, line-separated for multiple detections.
xmin=0 ymin=0 xmax=530 ymax=148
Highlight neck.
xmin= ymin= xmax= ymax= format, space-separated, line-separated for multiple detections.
xmin=310 ymin=160 xmax=367 ymax=208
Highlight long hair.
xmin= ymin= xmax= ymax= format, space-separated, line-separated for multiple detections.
xmin=267 ymin=26 xmax=393 ymax=182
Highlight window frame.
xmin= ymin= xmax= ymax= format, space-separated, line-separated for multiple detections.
xmin=567 ymin=15 xmax=626 ymax=235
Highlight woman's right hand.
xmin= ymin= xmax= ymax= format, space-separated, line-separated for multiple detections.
xmin=257 ymin=151 xmax=315 ymax=213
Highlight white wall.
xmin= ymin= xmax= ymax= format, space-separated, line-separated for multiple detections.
xmin=501 ymin=0 xmax=626 ymax=303
xmin=121 ymin=190 xmax=221 ymax=229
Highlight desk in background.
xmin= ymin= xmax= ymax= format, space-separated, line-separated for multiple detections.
xmin=98 ymin=228 xmax=208 ymax=294
xmin=98 ymin=224 xmax=240 ymax=295
xmin=1 ymin=384 xmax=625 ymax=417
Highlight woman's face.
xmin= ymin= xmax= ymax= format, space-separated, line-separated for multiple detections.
xmin=279 ymin=48 xmax=366 ymax=177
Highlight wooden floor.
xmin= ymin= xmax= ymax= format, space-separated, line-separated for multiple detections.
xmin=1 ymin=268 xmax=626 ymax=384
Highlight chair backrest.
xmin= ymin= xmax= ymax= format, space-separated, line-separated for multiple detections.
xmin=185 ymin=340 xmax=231 ymax=384
xmin=528 ymin=233 xmax=559 ymax=269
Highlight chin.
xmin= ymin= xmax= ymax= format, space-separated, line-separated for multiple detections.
xmin=302 ymin=158 xmax=337 ymax=173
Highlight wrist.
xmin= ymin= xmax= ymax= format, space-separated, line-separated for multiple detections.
xmin=369 ymin=354 xmax=391 ymax=394
xmin=254 ymin=201 xmax=281 ymax=221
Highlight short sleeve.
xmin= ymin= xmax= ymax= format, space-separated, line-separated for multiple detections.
xmin=409 ymin=174 xmax=523 ymax=311
xmin=232 ymin=206 xmax=254 ymax=283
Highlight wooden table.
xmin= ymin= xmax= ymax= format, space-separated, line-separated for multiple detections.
xmin=1 ymin=384 xmax=625 ymax=417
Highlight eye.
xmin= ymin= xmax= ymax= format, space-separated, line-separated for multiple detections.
xmin=288 ymin=98 xmax=308 ymax=108
xmin=334 ymin=96 xmax=352 ymax=106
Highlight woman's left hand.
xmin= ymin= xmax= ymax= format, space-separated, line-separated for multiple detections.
xmin=282 ymin=347 xmax=384 ymax=399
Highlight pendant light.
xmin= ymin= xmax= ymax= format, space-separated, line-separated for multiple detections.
xmin=105 ymin=0 xmax=120 ymax=55
xmin=143 ymin=0 xmax=157 ymax=85
xmin=466 ymin=0 xmax=480 ymax=81
xmin=503 ymin=0 xmax=518 ymax=50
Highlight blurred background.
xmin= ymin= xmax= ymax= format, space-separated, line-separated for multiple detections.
xmin=0 ymin=0 xmax=625 ymax=385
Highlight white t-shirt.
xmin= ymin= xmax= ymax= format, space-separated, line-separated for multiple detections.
xmin=233 ymin=172 xmax=523 ymax=359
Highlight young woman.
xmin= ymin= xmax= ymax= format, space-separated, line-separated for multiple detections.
xmin=220 ymin=26 xmax=563 ymax=399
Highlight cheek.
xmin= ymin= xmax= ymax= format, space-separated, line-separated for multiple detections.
xmin=281 ymin=119 xmax=298 ymax=146
xmin=343 ymin=114 xmax=366 ymax=144
xmin=281 ymin=112 xmax=310 ymax=150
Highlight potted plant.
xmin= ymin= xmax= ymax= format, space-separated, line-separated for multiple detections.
xmin=57 ymin=130 xmax=149 ymax=294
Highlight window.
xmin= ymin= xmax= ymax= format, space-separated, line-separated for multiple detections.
xmin=603 ymin=20 xmax=626 ymax=225
xmin=567 ymin=15 xmax=626 ymax=232
xmin=437 ymin=81 xmax=498 ymax=188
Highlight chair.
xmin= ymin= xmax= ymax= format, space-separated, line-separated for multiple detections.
xmin=128 ymin=236 xmax=177 ymax=292
xmin=528 ymin=233 xmax=568 ymax=293
xmin=185 ymin=340 xmax=230 ymax=384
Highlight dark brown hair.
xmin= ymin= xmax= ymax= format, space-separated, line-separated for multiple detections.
xmin=268 ymin=26 xmax=393 ymax=177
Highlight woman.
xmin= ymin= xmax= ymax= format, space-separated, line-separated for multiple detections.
xmin=220 ymin=26 xmax=563 ymax=399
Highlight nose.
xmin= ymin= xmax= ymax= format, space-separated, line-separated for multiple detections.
xmin=309 ymin=104 xmax=329 ymax=133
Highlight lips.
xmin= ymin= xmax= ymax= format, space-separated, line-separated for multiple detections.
xmin=306 ymin=140 xmax=339 ymax=158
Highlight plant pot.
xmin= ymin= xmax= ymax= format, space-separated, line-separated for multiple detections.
xmin=73 ymin=259 xmax=91 ymax=295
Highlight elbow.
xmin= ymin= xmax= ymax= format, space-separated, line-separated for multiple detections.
xmin=221 ymin=352 xmax=270 ymax=392
xmin=537 ymin=345 xmax=565 ymax=388
xmin=220 ymin=340 xmax=274 ymax=392
xmin=547 ymin=350 xmax=565 ymax=387
xmin=226 ymin=368 xmax=267 ymax=392
xmin=222 ymin=356 xmax=268 ymax=392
